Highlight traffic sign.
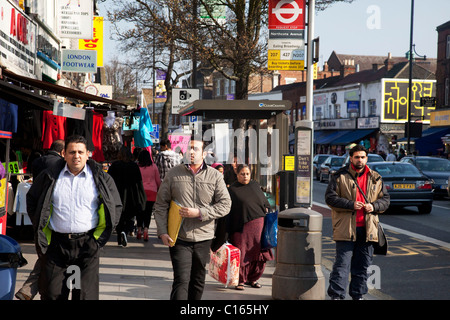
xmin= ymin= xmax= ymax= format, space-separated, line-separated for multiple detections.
xmin=269 ymin=0 xmax=306 ymax=30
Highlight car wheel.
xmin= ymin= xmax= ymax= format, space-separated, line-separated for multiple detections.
xmin=418 ymin=203 xmax=432 ymax=214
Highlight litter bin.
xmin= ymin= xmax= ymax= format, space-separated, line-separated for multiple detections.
xmin=0 ymin=234 xmax=28 ymax=300
xmin=272 ymin=207 xmax=325 ymax=300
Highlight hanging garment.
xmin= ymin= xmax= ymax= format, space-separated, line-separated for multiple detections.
xmin=66 ymin=109 xmax=95 ymax=151
xmin=133 ymin=107 xmax=153 ymax=148
xmin=0 ymin=98 xmax=18 ymax=133
xmin=13 ymin=182 xmax=32 ymax=226
xmin=42 ymin=110 xmax=67 ymax=149
xmin=91 ymin=112 xmax=105 ymax=162
xmin=103 ymin=117 xmax=123 ymax=161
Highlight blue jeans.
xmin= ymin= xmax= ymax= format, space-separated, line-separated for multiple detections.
xmin=327 ymin=227 xmax=374 ymax=300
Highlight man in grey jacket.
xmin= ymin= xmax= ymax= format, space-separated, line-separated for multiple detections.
xmin=154 ymin=135 xmax=231 ymax=300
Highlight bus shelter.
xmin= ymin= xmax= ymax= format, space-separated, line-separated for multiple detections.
xmin=178 ymin=99 xmax=292 ymax=194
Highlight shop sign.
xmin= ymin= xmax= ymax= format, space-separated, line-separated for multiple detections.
xmin=56 ymin=0 xmax=93 ymax=39
xmin=61 ymin=49 xmax=97 ymax=73
xmin=0 ymin=1 xmax=37 ymax=77
xmin=430 ymin=109 xmax=450 ymax=127
xmin=78 ymin=16 xmax=104 ymax=67
xmin=358 ymin=116 xmax=379 ymax=129
xmin=382 ymin=79 xmax=435 ymax=123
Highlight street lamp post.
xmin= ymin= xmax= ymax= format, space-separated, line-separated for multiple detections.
xmin=407 ymin=0 xmax=414 ymax=154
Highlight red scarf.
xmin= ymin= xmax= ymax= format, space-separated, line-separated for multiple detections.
xmin=351 ymin=163 xmax=368 ymax=227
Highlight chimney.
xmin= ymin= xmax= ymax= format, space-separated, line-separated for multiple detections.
xmin=384 ymin=52 xmax=394 ymax=71
xmin=340 ymin=59 xmax=356 ymax=78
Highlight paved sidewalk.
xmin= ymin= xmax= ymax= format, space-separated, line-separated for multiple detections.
xmin=13 ymin=218 xmax=379 ymax=301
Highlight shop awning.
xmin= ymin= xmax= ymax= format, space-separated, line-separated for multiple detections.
xmin=315 ymin=130 xmax=352 ymax=145
xmin=397 ymin=126 xmax=449 ymax=142
xmin=328 ymin=129 xmax=376 ymax=145
xmin=415 ymin=127 xmax=450 ymax=155
xmin=313 ymin=130 xmax=330 ymax=144
xmin=1 ymin=69 xmax=127 ymax=110
xmin=178 ymin=99 xmax=292 ymax=119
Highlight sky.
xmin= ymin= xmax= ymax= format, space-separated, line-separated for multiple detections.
xmin=98 ymin=0 xmax=450 ymax=69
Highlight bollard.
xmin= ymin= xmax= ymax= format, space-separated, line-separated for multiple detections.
xmin=272 ymin=207 xmax=325 ymax=300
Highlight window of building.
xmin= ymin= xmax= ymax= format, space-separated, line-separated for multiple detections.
xmin=368 ymin=99 xmax=377 ymax=116
xmin=216 ymin=79 xmax=221 ymax=96
xmin=445 ymin=78 xmax=449 ymax=106
xmin=447 ymin=35 xmax=450 ymax=59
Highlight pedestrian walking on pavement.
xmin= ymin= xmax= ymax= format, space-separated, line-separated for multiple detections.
xmin=325 ymin=144 xmax=390 ymax=300
xmin=154 ymin=135 xmax=231 ymax=300
xmin=26 ymin=135 xmax=122 ymax=300
xmin=15 ymin=139 xmax=65 ymax=300
xmin=108 ymin=146 xmax=147 ymax=247
xmin=227 ymin=164 xmax=274 ymax=290
xmin=154 ymin=139 xmax=182 ymax=182
xmin=137 ymin=149 xmax=161 ymax=241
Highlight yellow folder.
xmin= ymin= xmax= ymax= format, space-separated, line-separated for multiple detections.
xmin=168 ymin=200 xmax=183 ymax=246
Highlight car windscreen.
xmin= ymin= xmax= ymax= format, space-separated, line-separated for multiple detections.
xmin=371 ymin=163 xmax=422 ymax=177
xmin=368 ymin=155 xmax=384 ymax=162
xmin=416 ymin=159 xmax=450 ymax=172
xmin=331 ymin=158 xmax=344 ymax=166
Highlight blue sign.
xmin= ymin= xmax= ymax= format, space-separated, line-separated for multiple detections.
xmin=347 ymin=101 xmax=360 ymax=114
xmin=190 ymin=116 xmax=198 ymax=122
xmin=150 ymin=124 xmax=160 ymax=142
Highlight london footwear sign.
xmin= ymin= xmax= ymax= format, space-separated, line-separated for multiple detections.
xmin=61 ymin=49 xmax=97 ymax=73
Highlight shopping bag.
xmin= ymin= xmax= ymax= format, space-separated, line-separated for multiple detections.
xmin=208 ymin=242 xmax=240 ymax=288
xmin=261 ymin=210 xmax=278 ymax=250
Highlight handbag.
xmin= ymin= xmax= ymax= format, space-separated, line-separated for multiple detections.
xmin=350 ymin=173 xmax=388 ymax=255
xmin=373 ymin=223 xmax=388 ymax=255
xmin=261 ymin=209 xmax=278 ymax=250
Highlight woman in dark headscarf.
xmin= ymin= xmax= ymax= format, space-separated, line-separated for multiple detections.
xmin=227 ymin=164 xmax=273 ymax=290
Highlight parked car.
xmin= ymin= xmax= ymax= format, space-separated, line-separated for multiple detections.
xmin=448 ymin=175 xmax=450 ymax=197
xmin=370 ymin=161 xmax=434 ymax=214
xmin=319 ymin=155 xmax=345 ymax=182
xmin=342 ymin=153 xmax=385 ymax=167
xmin=313 ymin=154 xmax=330 ymax=180
xmin=399 ymin=156 xmax=450 ymax=198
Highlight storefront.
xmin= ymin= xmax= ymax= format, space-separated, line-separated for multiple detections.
xmin=0 ymin=67 xmax=130 ymax=235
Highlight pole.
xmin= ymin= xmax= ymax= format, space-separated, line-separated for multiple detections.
xmin=152 ymin=23 xmax=156 ymax=121
xmin=407 ymin=0 xmax=414 ymax=154
xmin=306 ymin=0 xmax=315 ymax=122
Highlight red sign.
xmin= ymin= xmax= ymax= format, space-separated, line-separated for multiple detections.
xmin=269 ymin=0 xmax=305 ymax=30
xmin=10 ymin=8 xmax=28 ymax=45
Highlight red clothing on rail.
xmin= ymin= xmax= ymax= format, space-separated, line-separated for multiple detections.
xmin=42 ymin=110 xmax=67 ymax=149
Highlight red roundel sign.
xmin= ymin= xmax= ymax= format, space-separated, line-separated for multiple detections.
xmin=269 ymin=0 xmax=306 ymax=30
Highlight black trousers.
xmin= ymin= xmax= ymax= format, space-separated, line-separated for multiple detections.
xmin=169 ymin=239 xmax=212 ymax=300
xmin=39 ymin=231 xmax=100 ymax=300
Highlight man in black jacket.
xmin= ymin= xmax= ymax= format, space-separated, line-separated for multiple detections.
xmin=27 ymin=135 xmax=122 ymax=300
xmin=31 ymin=139 xmax=65 ymax=178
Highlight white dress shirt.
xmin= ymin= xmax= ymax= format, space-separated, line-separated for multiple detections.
xmin=50 ymin=164 xmax=99 ymax=233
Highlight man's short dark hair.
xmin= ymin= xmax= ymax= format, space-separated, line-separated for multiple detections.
xmin=65 ymin=135 xmax=88 ymax=150
xmin=50 ymin=140 xmax=65 ymax=153
xmin=349 ymin=144 xmax=368 ymax=156
xmin=160 ymin=139 xmax=172 ymax=149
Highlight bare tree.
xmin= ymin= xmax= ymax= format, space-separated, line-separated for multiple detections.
xmin=103 ymin=0 xmax=355 ymax=137
xmin=104 ymin=56 xmax=138 ymax=100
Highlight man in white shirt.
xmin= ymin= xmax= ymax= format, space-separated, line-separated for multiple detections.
xmin=27 ymin=135 xmax=122 ymax=300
